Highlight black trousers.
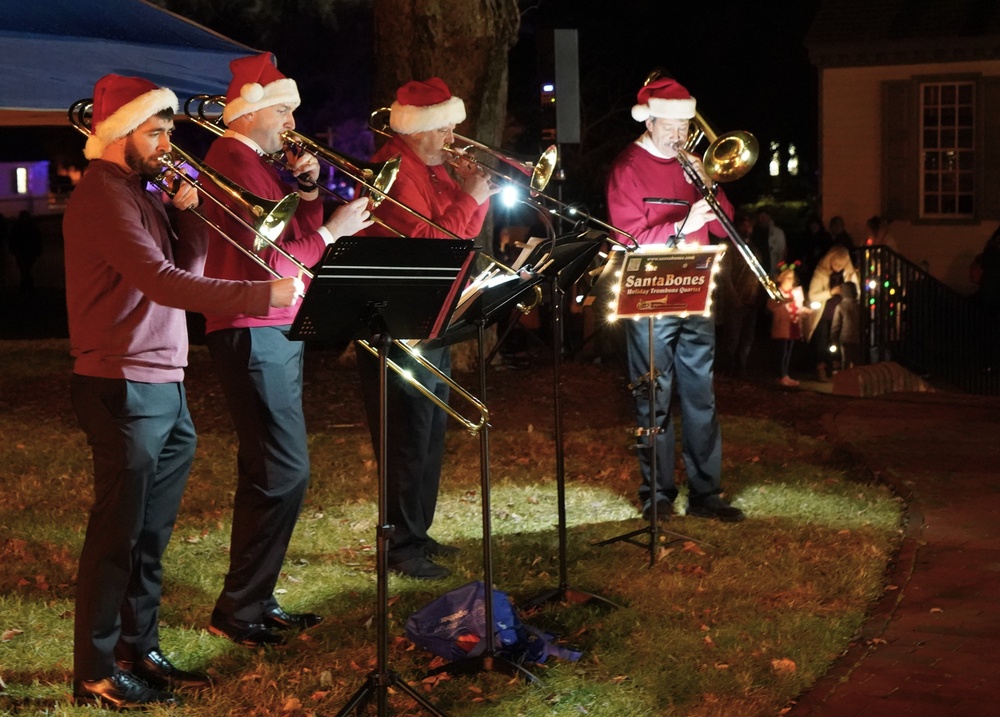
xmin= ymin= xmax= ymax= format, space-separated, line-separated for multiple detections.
xmin=356 ymin=342 xmax=450 ymax=563
xmin=71 ymin=375 xmax=195 ymax=681
xmin=206 ymin=326 xmax=310 ymax=623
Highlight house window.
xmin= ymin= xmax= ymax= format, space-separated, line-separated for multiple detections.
xmin=919 ymin=81 xmax=975 ymax=218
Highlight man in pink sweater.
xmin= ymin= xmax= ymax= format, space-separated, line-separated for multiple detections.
xmin=64 ymin=73 xmax=300 ymax=709
xmin=606 ymin=77 xmax=745 ymax=525
xmin=197 ymin=53 xmax=371 ymax=647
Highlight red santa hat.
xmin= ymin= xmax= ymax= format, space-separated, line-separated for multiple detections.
xmin=84 ymin=74 xmax=177 ymax=160
xmin=389 ymin=77 xmax=466 ymax=134
xmin=631 ymin=77 xmax=697 ymax=122
xmin=222 ymin=52 xmax=300 ymax=125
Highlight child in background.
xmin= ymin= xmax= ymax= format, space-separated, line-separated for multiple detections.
xmin=830 ymin=281 xmax=861 ymax=370
xmin=768 ymin=263 xmax=811 ymax=387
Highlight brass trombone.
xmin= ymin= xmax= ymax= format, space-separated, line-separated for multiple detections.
xmin=672 ymin=117 xmax=782 ymax=302
xmin=640 ymin=70 xmax=781 ymax=300
xmin=368 ymin=107 xmax=637 ymax=250
xmin=68 ymin=99 xmax=302 ymax=270
xmin=177 ymin=98 xmax=492 ymax=433
xmin=184 ymin=94 xmax=405 ymax=238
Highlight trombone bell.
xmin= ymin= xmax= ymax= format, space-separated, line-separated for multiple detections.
xmin=703 ymin=131 xmax=759 ymax=184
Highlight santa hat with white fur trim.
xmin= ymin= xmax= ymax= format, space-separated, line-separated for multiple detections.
xmin=84 ymin=74 xmax=177 ymax=160
xmin=631 ymin=77 xmax=696 ymax=122
xmin=222 ymin=52 xmax=300 ymax=125
xmin=389 ymin=78 xmax=466 ymax=135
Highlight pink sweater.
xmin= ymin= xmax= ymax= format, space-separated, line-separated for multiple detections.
xmin=199 ymin=136 xmax=327 ymax=332
xmin=63 ymin=160 xmax=271 ymax=382
xmin=606 ymin=139 xmax=733 ymax=246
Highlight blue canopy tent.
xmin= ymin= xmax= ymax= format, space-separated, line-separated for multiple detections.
xmin=0 ymin=0 xmax=256 ymax=126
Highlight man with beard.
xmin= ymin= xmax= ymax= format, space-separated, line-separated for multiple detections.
xmin=63 ymin=73 xmax=301 ymax=709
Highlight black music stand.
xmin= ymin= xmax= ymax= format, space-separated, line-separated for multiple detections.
xmin=420 ymin=267 xmax=546 ymax=684
xmin=516 ymin=232 xmax=622 ymax=610
xmin=592 ymin=245 xmax=722 ymax=567
xmin=291 ymin=236 xmax=476 ymax=717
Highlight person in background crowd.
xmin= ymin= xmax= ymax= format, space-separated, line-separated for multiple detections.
xmin=804 ymin=244 xmax=860 ymax=382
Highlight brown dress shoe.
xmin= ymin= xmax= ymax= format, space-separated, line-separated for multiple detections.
xmin=73 ymin=670 xmax=176 ymax=708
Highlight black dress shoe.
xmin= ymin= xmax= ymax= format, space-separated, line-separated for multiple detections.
xmin=209 ymin=610 xmax=286 ymax=647
xmin=118 ymin=648 xmax=212 ymax=690
xmin=641 ymin=499 xmax=673 ymax=522
xmin=389 ymin=556 xmax=450 ymax=580
xmin=425 ymin=539 xmax=460 ymax=557
xmin=686 ymin=495 xmax=746 ymax=523
xmin=73 ymin=670 xmax=176 ymax=709
xmin=263 ymin=606 xmax=324 ymax=631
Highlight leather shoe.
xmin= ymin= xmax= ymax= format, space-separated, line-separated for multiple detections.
xmin=73 ymin=670 xmax=176 ymax=709
xmin=389 ymin=556 xmax=450 ymax=580
xmin=686 ymin=495 xmax=746 ymax=523
xmin=118 ymin=648 xmax=212 ymax=690
xmin=263 ymin=606 xmax=324 ymax=631
xmin=209 ymin=610 xmax=285 ymax=647
xmin=641 ymin=499 xmax=673 ymax=522
xmin=425 ymin=539 xmax=460 ymax=557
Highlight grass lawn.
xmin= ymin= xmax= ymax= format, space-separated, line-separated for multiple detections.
xmin=0 ymin=338 xmax=902 ymax=716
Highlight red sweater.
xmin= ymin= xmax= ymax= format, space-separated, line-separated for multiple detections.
xmin=199 ymin=135 xmax=327 ymax=332
xmin=63 ymin=160 xmax=271 ymax=382
xmin=363 ymin=135 xmax=489 ymax=239
xmin=606 ymin=139 xmax=733 ymax=246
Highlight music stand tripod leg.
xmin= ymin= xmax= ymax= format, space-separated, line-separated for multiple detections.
xmin=592 ymin=317 xmax=703 ymax=565
xmin=426 ymin=319 xmax=540 ymax=685
xmin=524 ymin=280 xmax=621 ymax=610
xmin=336 ymin=325 xmax=450 ymax=717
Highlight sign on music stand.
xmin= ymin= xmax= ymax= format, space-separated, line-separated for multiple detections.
xmin=611 ymin=244 xmax=725 ymax=319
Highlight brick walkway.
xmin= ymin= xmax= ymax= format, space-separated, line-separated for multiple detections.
xmin=790 ymin=391 xmax=1000 ymax=716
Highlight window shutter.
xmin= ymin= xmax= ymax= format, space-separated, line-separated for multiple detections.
xmin=981 ymin=77 xmax=1000 ymax=219
xmin=882 ymin=80 xmax=917 ymax=220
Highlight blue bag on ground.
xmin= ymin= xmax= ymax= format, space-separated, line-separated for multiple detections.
xmin=404 ymin=580 xmax=581 ymax=664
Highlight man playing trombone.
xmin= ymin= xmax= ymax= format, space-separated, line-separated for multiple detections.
xmin=356 ymin=78 xmax=498 ymax=580
xmin=64 ymin=73 xmax=303 ymax=709
xmin=605 ymin=77 xmax=745 ymax=525
xmin=195 ymin=52 xmax=373 ymax=647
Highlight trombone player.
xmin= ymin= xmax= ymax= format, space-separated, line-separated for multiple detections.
xmin=196 ymin=52 xmax=372 ymax=647
xmin=355 ymin=77 xmax=498 ymax=580
xmin=64 ymin=73 xmax=302 ymax=708
xmin=605 ymin=76 xmax=745 ymax=525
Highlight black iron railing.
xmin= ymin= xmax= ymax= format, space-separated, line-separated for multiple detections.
xmin=854 ymin=245 xmax=1000 ymax=395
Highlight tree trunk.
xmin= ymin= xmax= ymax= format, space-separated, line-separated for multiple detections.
xmin=373 ymin=0 xmax=520 ymax=370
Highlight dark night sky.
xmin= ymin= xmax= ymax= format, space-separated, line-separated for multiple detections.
xmin=1 ymin=0 xmax=824 ymax=206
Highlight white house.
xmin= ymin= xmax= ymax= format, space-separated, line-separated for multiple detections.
xmin=806 ymin=0 xmax=1000 ymax=294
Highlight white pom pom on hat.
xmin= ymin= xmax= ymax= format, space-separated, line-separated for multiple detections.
xmin=240 ymin=82 xmax=265 ymax=104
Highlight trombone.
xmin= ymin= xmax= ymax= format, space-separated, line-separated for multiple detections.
xmin=184 ymin=94 xmax=406 ymax=238
xmin=68 ymin=99 xmax=302 ymax=272
xmin=641 ymin=70 xmax=782 ymax=301
xmin=177 ymin=98 xmax=492 ymax=433
xmin=368 ymin=107 xmax=638 ymax=250
xmin=673 ymin=116 xmax=783 ymax=302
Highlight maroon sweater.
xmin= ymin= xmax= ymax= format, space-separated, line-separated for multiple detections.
xmin=63 ymin=160 xmax=271 ymax=382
